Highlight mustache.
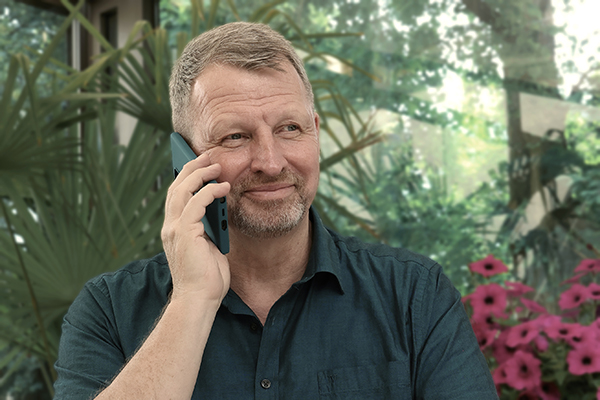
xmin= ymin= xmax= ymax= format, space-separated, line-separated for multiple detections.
xmin=231 ymin=170 xmax=303 ymax=195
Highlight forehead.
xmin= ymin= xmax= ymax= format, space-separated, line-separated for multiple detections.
xmin=189 ymin=63 xmax=312 ymax=135
xmin=195 ymin=62 xmax=309 ymax=102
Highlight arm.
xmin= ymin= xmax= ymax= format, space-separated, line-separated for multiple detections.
xmin=95 ymin=153 xmax=230 ymax=399
xmin=414 ymin=265 xmax=498 ymax=399
xmin=55 ymin=153 xmax=231 ymax=399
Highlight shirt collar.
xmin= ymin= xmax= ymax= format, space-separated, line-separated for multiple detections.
xmin=294 ymin=206 xmax=345 ymax=294
xmin=223 ymin=206 xmax=345 ymax=315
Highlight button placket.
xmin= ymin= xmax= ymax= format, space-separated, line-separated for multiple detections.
xmin=253 ymin=287 xmax=300 ymax=399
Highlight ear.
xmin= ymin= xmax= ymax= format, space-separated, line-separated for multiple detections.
xmin=314 ymin=112 xmax=320 ymax=138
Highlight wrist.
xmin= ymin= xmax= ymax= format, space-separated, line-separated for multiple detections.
xmin=169 ymin=289 xmax=224 ymax=315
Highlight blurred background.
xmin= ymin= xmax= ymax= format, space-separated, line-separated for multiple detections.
xmin=1 ymin=0 xmax=599 ymax=397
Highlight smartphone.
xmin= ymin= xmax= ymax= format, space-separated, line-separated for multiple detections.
xmin=170 ymin=132 xmax=229 ymax=254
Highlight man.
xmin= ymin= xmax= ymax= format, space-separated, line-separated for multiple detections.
xmin=54 ymin=22 xmax=498 ymax=399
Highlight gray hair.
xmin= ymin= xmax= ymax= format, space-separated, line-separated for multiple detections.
xmin=169 ymin=22 xmax=314 ymax=139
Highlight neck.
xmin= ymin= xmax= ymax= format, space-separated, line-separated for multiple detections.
xmin=225 ymin=213 xmax=312 ymax=323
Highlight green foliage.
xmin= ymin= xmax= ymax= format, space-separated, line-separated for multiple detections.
xmin=0 ymin=0 xmax=384 ymax=396
xmin=317 ymin=136 xmax=512 ymax=291
xmin=0 ymin=0 xmax=68 ymax=100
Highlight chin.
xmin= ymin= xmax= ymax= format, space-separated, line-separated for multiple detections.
xmin=228 ymin=196 xmax=308 ymax=239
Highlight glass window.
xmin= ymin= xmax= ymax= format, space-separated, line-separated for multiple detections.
xmin=0 ymin=0 xmax=68 ymax=98
xmin=159 ymin=0 xmax=600 ymax=295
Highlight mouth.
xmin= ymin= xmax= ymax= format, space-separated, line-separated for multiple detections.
xmin=243 ymin=183 xmax=296 ymax=201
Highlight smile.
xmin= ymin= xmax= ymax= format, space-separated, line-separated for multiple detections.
xmin=243 ymin=184 xmax=296 ymax=201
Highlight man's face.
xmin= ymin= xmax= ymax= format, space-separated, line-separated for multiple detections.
xmin=189 ymin=62 xmax=320 ymax=239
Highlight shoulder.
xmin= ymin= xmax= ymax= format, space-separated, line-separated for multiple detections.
xmin=327 ymin=228 xmax=442 ymax=277
xmin=325 ymin=229 xmax=459 ymax=307
xmin=85 ymin=252 xmax=171 ymax=299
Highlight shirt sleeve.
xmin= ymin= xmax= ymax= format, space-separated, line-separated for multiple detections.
xmin=412 ymin=264 xmax=499 ymax=400
xmin=53 ymin=280 xmax=126 ymax=400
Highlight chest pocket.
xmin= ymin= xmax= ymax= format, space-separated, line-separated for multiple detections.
xmin=317 ymin=360 xmax=411 ymax=400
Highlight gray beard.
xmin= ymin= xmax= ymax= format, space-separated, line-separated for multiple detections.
xmin=226 ymin=170 xmax=309 ymax=239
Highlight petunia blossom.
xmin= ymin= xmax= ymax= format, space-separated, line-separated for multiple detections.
xmin=520 ymin=297 xmax=547 ymax=314
xmin=534 ymin=334 xmax=548 ymax=352
xmin=473 ymin=325 xmax=498 ymax=351
xmin=534 ymin=314 xmax=562 ymax=331
xmin=544 ymin=321 xmax=580 ymax=342
xmin=505 ymin=281 xmax=534 ymax=297
xmin=469 ymin=283 xmax=508 ymax=318
xmin=506 ymin=321 xmax=539 ymax=347
xmin=558 ymin=284 xmax=589 ymax=310
xmin=469 ymin=254 xmax=509 ymax=278
xmin=493 ymin=329 xmax=529 ymax=365
xmin=588 ymin=283 xmax=600 ymax=300
xmin=567 ymin=346 xmax=600 ymax=375
xmin=566 ymin=325 xmax=597 ymax=349
xmin=537 ymin=382 xmax=561 ymax=400
xmin=470 ymin=311 xmax=500 ymax=331
xmin=561 ymin=272 xmax=586 ymax=285
xmin=503 ymin=350 xmax=542 ymax=391
xmin=574 ymin=258 xmax=600 ymax=274
xmin=492 ymin=363 xmax=508 ymax=386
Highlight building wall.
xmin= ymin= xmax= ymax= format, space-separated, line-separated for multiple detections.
xmin=88 ymin=0 xmax=146 ymax=145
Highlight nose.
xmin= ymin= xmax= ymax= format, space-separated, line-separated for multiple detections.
xmin=249 ymin=130 xmax=288 ymax=176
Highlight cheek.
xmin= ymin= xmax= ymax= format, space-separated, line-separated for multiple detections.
xmin=211 ymin=150 xmax=249 ymax=184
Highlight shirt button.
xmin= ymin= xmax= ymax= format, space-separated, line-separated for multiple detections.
xmin=250 ymin=323 xmax=259 ymax=331
xmin=260 ymin=379 xmax=271 ymax=389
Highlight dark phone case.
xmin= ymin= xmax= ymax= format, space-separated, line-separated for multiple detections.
xmin=170 ymin=132 xmax=229 ymax=254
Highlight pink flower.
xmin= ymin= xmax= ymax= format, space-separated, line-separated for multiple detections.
xmin=493 ymin=329 xmax=529 ymax=365
xmin=534 ymin=335 xmax=548 ymax=352
xmin=470 ymin=311 xmax=499 ymax=331
xmin=561 ymin=272 xmax=586 ymax=285
xmin=469 ymin=254 xmax=509 ymax=277
xmin=505 ymin=281 xmax=534 ymax=297
xmin=492 ymin=363 xmax=508 ymax=386
xmin=470 ymin=313 xmax=499 ymax=350
xmin=558 ymin=284 xmax=589 ymax=309
xmin=469 ymin=283 xmax=508 ymax=318
xmin=574 ymin=258 xmax=600 ymax=273
xmin=534 ymin=314 xmax=562 ymax=331
xmin=544 ymin=321 xmax=579 ymax=341
xmin=503 ymin=350 xmax=542 ymax=391
xmin=520 ymin=297 xmax=547 ymax=314
xmin=567 ymin=346 xmax=600 ymax=375
xmin=566 ymin=325 xmax=597 ymax=348
xmin=538 ymin=382 xmax=560 ymax=400
xmin=506 ymin=321 xmax=539 ymax=347
xmin=588 ymin=283 xmax=600 ymax=300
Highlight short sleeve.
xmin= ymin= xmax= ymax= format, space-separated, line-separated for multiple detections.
xmin=413 ymin=264 xmax=498 ymax=399
xmin=53 ymin=281 xmax=125 ymax=399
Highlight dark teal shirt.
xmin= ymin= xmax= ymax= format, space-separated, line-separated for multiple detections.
xmin=54 ymin=210 xmax=497 ymax=399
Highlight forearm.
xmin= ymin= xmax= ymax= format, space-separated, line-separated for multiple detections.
xmin=94 ymin=296 xmax=220 ymax=399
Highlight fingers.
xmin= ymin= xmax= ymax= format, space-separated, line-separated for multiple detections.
xmin=165 ymin=154 xmax=223 ymax=222
xmin=179 ymin=180 xmax=230 ymax=229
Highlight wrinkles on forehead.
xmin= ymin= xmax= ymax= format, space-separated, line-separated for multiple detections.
xmin=187 ymin=64 xmax=314 ymax=150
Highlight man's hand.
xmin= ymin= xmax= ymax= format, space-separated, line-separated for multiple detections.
xmin=93 ymin=154 xmax=231 ymax=399
xmin=161 ymin=152 xmax=231 ymax=304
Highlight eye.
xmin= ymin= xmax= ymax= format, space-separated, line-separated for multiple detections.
xmin=279 ymin=124 xmax=301 ymax=137
xmin=220 ymin=132 xmax=247 ymax=148
xmin=227 ymin=133 xmax=243 ymax=140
